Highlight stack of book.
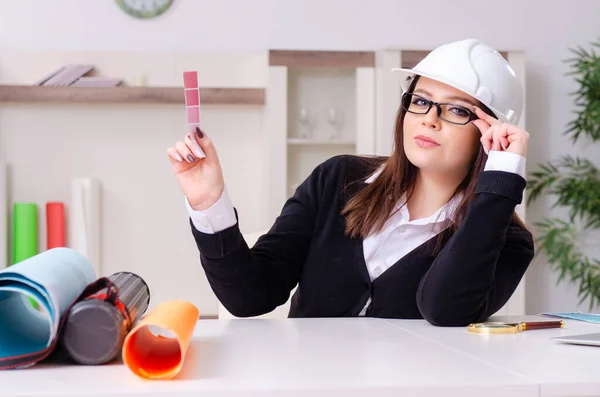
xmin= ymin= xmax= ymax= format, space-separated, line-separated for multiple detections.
xmin=36 ymin=64 xmax=122 ymax=87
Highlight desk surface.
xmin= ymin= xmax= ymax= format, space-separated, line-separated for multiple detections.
xmin=0 ymin=315 xmax=598 ymax=397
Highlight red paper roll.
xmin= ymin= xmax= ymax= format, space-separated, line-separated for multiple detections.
xmin=46 ymin=202 xmax=65 ymax=249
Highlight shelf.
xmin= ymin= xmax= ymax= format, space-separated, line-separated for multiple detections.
xmin=0 ymin=85 xmax=265 ymax=105
xmin=287 ymin=138 xmax=355 ymax=145
xmin=270 ymin=50 xmax=375 ymax=68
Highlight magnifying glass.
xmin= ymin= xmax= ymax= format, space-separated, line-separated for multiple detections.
xmin=467 ymin=320 xmax=565 ymax=334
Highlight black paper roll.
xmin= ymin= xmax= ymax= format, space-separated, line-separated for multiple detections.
xmin=61 ymin=272 xmax=150 ymax=365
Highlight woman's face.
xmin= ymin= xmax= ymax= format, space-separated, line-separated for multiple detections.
xmin=402 ymin=77 xmax=482 ymax=176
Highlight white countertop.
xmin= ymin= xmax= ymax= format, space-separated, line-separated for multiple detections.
xmin=0 ymin=315 xmax=597 ymax=397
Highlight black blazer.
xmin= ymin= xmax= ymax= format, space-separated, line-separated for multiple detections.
xmin=191 ymin=155 xmax=534 ymax=326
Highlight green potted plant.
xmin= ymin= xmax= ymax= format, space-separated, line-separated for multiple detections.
xmin=527 ymin=37 xmax=600 ymax=309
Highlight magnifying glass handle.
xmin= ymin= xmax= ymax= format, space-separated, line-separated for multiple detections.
xmin=520 ymin=320 xmax=564 ymax=331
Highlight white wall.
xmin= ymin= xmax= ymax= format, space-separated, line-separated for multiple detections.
xmin=1 ymin=0 xmax=599 ymax=315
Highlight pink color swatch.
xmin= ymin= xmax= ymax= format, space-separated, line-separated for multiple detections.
xmin=186 ymin=106 xmax=200 ymax=123
xmin=183 ymin=71 xmax=198 ymax=89
xmin=188 ymin=123 xmax=200 ymax=136
xmin=183 ymin=71 xmax=205 ymax=158
xmin=183 ymin=71 xmax=201 ymax=125
xmin=184 ymin=89 xmax=199 ymax=106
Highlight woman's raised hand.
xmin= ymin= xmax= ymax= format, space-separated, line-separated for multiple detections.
xmin=472 ymin=107 xmax=529 ymax=158
xmin=167 ymin=127 xmax=225 ymax=211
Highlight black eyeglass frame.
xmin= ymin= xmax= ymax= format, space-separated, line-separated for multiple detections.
xmin=401 ymin=92 xmax=479 ymax=125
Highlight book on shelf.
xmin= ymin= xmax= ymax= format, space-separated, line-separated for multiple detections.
xmin=36 ymin=64 xmax=94 ymax=87
xmin=71 ymin=77 xmax=123 ymax=87
xmin=34 ymin=65 xmax=122 ymax=87
xmin=33 ymin=66 xmax=66 ymax=86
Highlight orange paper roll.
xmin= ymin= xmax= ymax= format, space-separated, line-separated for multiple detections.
xmin=122 ymin=300 xmax=199 ymax=380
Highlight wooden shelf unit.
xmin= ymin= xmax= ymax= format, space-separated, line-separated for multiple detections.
xmin=269 ymin=50 xmax=375 ymax=69
xmin=0 ymin=85 xmax=265 ymax=105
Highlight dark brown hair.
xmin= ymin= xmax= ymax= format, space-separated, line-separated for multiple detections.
xmin=341 ymin=76 xmax=527 ymax=254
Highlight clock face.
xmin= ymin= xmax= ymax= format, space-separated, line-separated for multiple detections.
xmin=116 ymin=0 xmax=173 ymax=19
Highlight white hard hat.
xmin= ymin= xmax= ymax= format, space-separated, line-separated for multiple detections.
xmin=392 ymin=38 xmax=523 ymax=125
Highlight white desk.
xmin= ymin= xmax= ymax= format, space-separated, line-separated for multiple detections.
xmin=0 ymin=316 xmax=597 ymax=397
xmin=382 ymin=314 xmax=600 ymax=397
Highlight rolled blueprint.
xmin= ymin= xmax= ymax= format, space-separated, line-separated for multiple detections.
xmin=46 ymin=202 xmax=65 ymax=249
xmin=122 ymin=300 xmax=199 ymax=380
xmin=13 ymin=203 xmax=37 ymax=264
xmin=0 ymin=159 xmax=6 ymax=269
xmin=69 ymin=178 xmax=101 ymax=276
xmin=0 ymin=247 xmax=96 ymax=369
xmin=62 ymin=271 xmax=150 ymax=365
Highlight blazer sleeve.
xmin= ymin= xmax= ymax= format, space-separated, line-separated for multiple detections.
xmin=416 ymin=170 xmax=535 ymax=326
xmin=189 ymin=158 xmax=330 ymax=318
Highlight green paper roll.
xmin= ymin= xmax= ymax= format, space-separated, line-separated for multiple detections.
xmin=13 ymin=203 xmax=38 ymax=264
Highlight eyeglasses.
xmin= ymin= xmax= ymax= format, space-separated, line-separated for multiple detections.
xmin=401 ymin=92 xmax=478 ymax=125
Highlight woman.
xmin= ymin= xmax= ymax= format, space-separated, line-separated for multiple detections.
xmin=166 ymin=38 xmax=534 ymax=326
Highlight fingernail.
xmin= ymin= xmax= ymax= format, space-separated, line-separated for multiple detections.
xmin=174 ymin=153 xmax=183 ymax=162
xmin=196 ymin=127 xmax=204 ymax=139
xmin=187 ymin=133 xmax=206 ymax=158
xmin=186 ymin=154 xmax=195 ymax=163
xmin=483 ymin=146 xmax=489 ymax=155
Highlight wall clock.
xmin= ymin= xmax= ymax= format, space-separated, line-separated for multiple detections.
xmin=116 ymin=0 xmax=174 ymax=19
